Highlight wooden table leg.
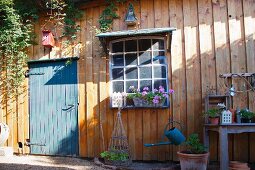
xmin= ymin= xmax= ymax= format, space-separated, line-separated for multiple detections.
xmin=203 ymin=126 xmax=209 ymax=152
xmin=219 ymin=126 xmax=228 ymax=170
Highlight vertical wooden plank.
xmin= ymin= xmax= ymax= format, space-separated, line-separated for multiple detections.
xmin=118 ymin=1 xmax=128 ymax=145
xmin=243 ymin=0 xmax=255 ymax=162
xmin=198 ymin=0 xmax=217 ymax=162
xmin=198 ymin=0 xmax=216 ymax=96
xmin=140 ymin=0 xmax=154 ymax=161
xmin=183 ymin=0 xmax=201 ymax=136
xmin=169 ymin=0 xmax=187 ymax=161
xmin=228 ymin=0 xmax=248 ymax=162
xmin=92 ymin=6 xmax=101 ymax=157
xmin=85 ymin=8 xmax=95 ymax=157
xmin=126 ymin=0 xmax=140 ymax=160
xmin=78 ymin=10 xmax=87 ymax=157
xmin=212 ymin=0 xmax=232 ymax=161
xmin=154 ymin=0 xmax=171 ymax=161
xmin=98 ymin=6 xmax=108 ymax=154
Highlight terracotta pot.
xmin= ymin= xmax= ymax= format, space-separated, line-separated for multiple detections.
xmin=229 ymin=109 xmax=236 ymax=123
xmin=229 ymin=161 xmax=250 ymax=169
xmin=209 ymin=117 xmax=220 ymax=125
xmin=177 ymin=151 xmax=209 ymax=170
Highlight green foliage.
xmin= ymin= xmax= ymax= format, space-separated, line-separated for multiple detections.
xmin=98 ymin=0 xmax=127 ymax=33
xmin=100 ymin=150 xmax=129 ymax=161
xmin=240 ymin=109 xmax=254 ymax=119
xmin=0 ymin=0 xmax=32 ymax=98
xmin=204 ymin=108 xmax=220 ymax=118
xmin=185 ymin=134 xmax=207 ymax=154
xmin=62 ymin=0 xmax=83 ymax=40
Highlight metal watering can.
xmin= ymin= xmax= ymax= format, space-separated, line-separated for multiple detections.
xmin=144 ymin=119 xmax=185 ymax=147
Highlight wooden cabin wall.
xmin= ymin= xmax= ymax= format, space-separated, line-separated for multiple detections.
xmin=1 ymin=0 xmax=255 ymax=162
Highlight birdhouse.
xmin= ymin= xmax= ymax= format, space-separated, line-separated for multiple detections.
xmin=221 ymin=110 xmax=232 ymax=124
xmin=42 ymin=30 xmax=55 ymax=48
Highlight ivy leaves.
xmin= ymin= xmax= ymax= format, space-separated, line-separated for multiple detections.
xmin=0 ymin=0 xmax=31 ymax=99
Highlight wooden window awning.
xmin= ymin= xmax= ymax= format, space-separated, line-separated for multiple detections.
xmin=96 ymin=27 xmax=176 ymax=38
xmin=96 ymin=27 xmax=176 ymax=53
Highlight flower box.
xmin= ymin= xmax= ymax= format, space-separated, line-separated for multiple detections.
xmin=128 ymin=86 xmax=172 ymax=108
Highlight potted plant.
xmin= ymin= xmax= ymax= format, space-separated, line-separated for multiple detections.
xmin=100 ymin=150 xmax=130 ymax=166
xmin=127 ymin=86 xmax=174 ymax=107
xmin=204 ymin=108 xmax=220 ymax=125
xmin=240 ymin=109 xmax=254 ymax=123
xmin=177 ymin=133 xmax=209 ymax=170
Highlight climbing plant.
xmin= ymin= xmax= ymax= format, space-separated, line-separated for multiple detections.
xmin=0 ymin=0 xmax=83 ymax=102
xmin=98 ymin=0 xmax=127 ymax=33
xmin=0 ymin=0 xmax=33 ymax=100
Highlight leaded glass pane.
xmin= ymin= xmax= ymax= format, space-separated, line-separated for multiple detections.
xmin=112 ymin=54 xmax=124 ymax=66
xmin=153 ymin=51 xmax=166 ymax=64
xmin=112 ymin=81 xmax=124 ymax=92
xmin=152 ymin=39 xmax=164 ymax=50
xmin=112 ymin=41 xmax=123 ymax=53
xmin=126 ymin=81 xmax=138 ymax=93
xmin=125 ymin=40 xmax=137 ymax=52
xmin=125 ymin=53 xmax=137 ymax=66
xmin=139 ymin=67 xmax=152 ymax=79
xmin=126 ymin=67 xmax=138 ymax=79
xmin=154 ymin=66 xmax=166 ymax=78
xmin=140 ymin=80 xmax=152 ymax=92
xmin=154 ymin=80 xmax=167 ymax=90
xmin=138 ymin=39 xmax=151 ymax=51
xmin=139 ymin=52 xmax=151 ymax=65
xmin=112 ymin=68 xmax=124 ymax=80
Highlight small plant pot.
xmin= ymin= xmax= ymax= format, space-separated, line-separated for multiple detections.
xmin=241 ymin=118 xmax=252 ymax=123
xmin=209 ymin=117 xmax=220 ymax=125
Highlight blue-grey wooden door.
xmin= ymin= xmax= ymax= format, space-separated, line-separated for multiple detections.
xmin=29 ymin=60 xmax=78 ymax=156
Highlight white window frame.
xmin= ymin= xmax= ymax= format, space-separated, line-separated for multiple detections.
xmin=109 ymin=36 xmax=170 ymax=108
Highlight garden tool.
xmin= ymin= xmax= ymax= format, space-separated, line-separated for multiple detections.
xmin=144 ymin=119 xmax=185 ymax=147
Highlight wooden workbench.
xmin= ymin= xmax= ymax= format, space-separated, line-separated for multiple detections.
xmin=204 ymin=124 xmax=255 ymax=170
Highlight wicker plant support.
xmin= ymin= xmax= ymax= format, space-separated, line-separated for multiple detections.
xmin=106 ymin=108 xmax=132 ymax=166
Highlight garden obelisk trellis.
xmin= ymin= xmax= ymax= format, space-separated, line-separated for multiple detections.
xmin=107 ymin=101 xmax=132 ymax=166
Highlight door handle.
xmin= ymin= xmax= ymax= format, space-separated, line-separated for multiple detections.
xmin=62 ymin=104 xmax=75 ymax=110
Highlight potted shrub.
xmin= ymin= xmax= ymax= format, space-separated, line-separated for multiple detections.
xmin=100 ymin=150 xmax=130 ymax=166
xmin=177 ymin=133 xmax=209 ymax=170
xmin=204 ymin=108 xmax=220 ymax=125
xmin=240 ymin=109 xmax=254 ymax=123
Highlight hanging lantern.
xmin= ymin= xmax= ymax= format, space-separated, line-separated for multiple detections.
xmin=125 ymin=3 xmax=137 ymax=26
xmin=42 ymin=30 xmax=55 ymax=48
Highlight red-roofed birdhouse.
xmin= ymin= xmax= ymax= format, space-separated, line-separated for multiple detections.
xmin=42 ymin=30 xmax=55 ymax=48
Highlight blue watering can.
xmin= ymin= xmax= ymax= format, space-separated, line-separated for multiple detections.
xmin=144 ymin=119 xmax=185 ymax=147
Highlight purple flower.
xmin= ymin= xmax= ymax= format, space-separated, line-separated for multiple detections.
xmin=163 ymin=93 xmax=168 ymax=98
xmin=159 ymin=87 xmax=165 ymax=93
xmin=154 ymin=95 xmax=160 ymax=100
xmin=153 ymin=89 xmax=158 ymax=93
xmin=143 ymin=87 xmax=149 ymax=91
xmin=169 ymin=89 xmax=174 ymax=94
xmin=153 ymin=99 xmax=159 ymax=104
xmin=142 ymin=91 xmax=147 ymax=96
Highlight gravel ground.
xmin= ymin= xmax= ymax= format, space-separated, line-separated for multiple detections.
xmin=3 ymin=155 xmax=250 ymax=170
xmin=0 ymin=155 xmax=105 ymax=170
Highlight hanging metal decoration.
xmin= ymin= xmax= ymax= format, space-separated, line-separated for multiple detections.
xmin=125 ymin=3 xmax=137 ymax=26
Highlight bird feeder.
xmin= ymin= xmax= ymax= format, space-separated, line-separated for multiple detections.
xmin=42 ymin=30 xmax=55 ymax=48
